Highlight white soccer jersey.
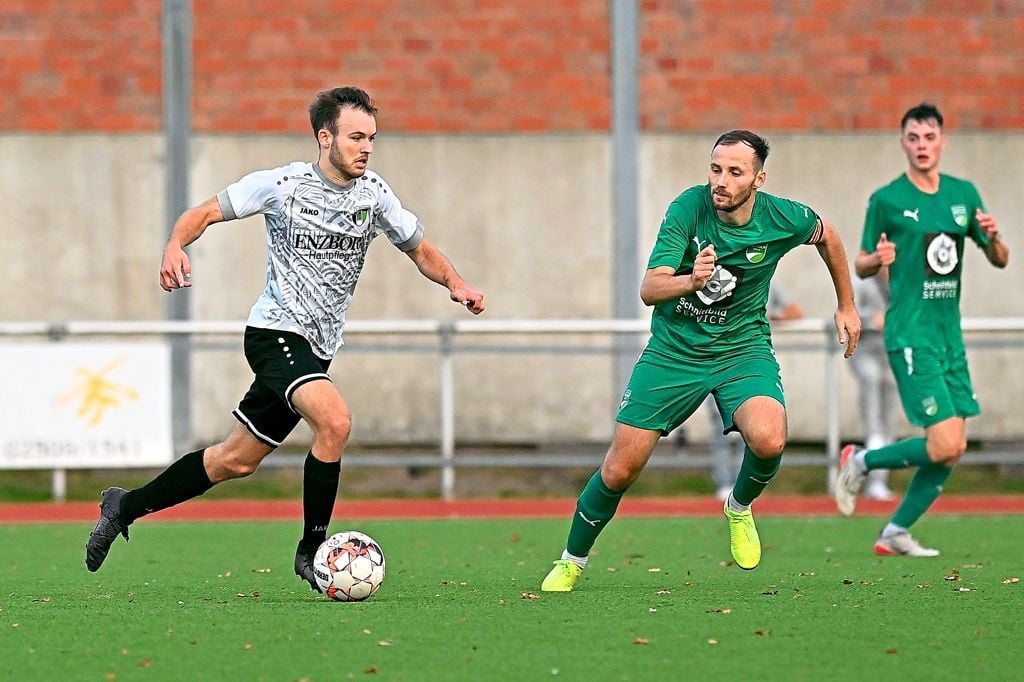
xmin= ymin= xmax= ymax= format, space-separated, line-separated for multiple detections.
xmin=218 ymin=161 xmax=424 ymax=359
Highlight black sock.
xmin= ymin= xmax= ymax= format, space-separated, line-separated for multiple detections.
xmin=121 ymin=449 xmax=214 ymax=524
xmin=301 ymin=451 xmax=341 ymax=548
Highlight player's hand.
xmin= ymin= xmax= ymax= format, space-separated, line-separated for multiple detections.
xmin=450 ymin=286 xmax=485 ymax=315
xmin=976 ymin=208 xmax=999 ymax=240
xmin=690 ymin=245 xmax=717 ymax=291
xmin=875 ymin=233 xmax=895 ymax=267
xmin=160 ymin=244 xmax=192 ymax=291
xmin=835 ymin=306 xmax=862 ymax=359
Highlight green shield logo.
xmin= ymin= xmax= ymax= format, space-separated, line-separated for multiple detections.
xmin=746 ymin=245 xmax=767 ymax=263
xmin=951 ymin=205 xmax=968 ymax=228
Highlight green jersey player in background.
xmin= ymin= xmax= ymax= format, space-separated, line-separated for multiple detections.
xmin=85 ymin=87 xmax=485 ymax=589
xmin=835 ymin=103 xmax=1009 ymax=557
xmin=541 ymin=130 xmax=861 ymax=591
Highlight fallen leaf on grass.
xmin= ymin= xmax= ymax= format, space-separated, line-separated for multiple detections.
xmin=137 ymin=659 xmax=153 ymax=668
xmin=754 ymin=629 xmax=771 ymax=637
xmin=885 ymin=648 xmax=898 ymax=655
xmin=243 ymin=643 xmax=253 ymax=651
xmin=707 ymin=639 xmax=719 ymax=645
xmin=842 ymin=579 xmax=853 ymax=585
xmin=944 ymin=571 xmax=961 ymax=582
xmin=705 ymin=608 xmax=732 ymax=614
xmin=955 ymin=587 xmax=973 ymax=592
xmin=1002 ymin=577 xmax=1020 ymax=584
xmin=521 ymin=592 xmax=540 ymax=600
xmin=377 ymin=640 xmax=392 ymax=647
xmin=252 ymin=568 xmax=272 ymax=573
xmin=365 ymin=665 xmax=379 ymax=674
xmin=633 ymin=637 xmax=649 ymax=645
xmin=656 ymin=589 xmax=672 ymax=595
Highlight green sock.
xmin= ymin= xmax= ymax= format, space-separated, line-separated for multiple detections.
xmin=566 ymin=470 xmax=626 ymax=557
xmin=864 ymin=437 xmax=930 ymax=470
xmin=891 ymin=462 xmax=953 ymax=528
xmin=732 ymin=447 xmax=781 ymax=506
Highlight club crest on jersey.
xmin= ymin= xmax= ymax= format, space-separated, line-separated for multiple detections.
xmin=745 ymin=245 xmax=767 ymax=263
xmin=352 ymin=207 xmax=371 ymax=228
xmin=950 ymin=205 xmax=968 ymax=227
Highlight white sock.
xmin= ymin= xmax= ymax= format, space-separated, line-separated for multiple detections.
xmin=854 ymin=449 xmax=869 ymax=474
xmin=727 ymin=492 xmax=749 ymax=512
xmin=881 ymin=523 xmax=907 ymax=538
xmin=561 ymin=549 xmax=588 ymax=570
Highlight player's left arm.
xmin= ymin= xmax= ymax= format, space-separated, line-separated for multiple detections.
xmin=811 ymin=219 xmax=861 ymax=358
xmin=405 ymin=238 xmax=486 ymax=314
xmin=975 ymin=208 xmax=1009 ymax=268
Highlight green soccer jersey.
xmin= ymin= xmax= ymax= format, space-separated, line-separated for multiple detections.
xmin=645 ymin=185 xmax=821 ymax=361
xmin=861 ymin=173 xmax=990 ymax=352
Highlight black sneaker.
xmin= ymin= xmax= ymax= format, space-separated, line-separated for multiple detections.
xmin=85 ymin=487 xmax=131 ymax=572
xmin=294 ymin=541 xmax=320 ymax=593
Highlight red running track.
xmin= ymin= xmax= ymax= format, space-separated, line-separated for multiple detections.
xmin=2 ymin=495 xmax=1023 ymax=523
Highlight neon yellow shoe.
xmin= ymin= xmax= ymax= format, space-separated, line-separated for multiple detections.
xmin=723 ymin=502 xmax=761 ymax=570
xmin=541 ymin=559 xmax=583 ymax=592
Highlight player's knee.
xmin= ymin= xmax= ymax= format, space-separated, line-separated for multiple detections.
xmin=601 ymin=461 xmax=640 ymax=490
xmin=927 ymin=439 xmax=965 ymax=463
xmin=746 ymin=432 xmax=786 ymax=459
xmin=314 ymin=412 xmax=352 ymax=454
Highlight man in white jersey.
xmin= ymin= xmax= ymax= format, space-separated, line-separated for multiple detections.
xmin=86 ymin=87 xmax=485 ymax=590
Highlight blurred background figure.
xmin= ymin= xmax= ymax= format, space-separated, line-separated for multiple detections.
xmin=850 ymin=275 xmax=898 ymax=501
xmin=704 ymin=283 xmax=804 ymax=500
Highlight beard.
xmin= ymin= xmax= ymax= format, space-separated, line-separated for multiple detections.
xmin=711 ymin=183 xmax=755 ymax=213
xmin=328 ymin=144 xmax=366 ymax=182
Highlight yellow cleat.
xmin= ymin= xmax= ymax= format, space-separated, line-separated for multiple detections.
xmin=541 ymin=559 xmax=583 ymax=592
xmin=724 ymin=502 xmax=761 ymax=570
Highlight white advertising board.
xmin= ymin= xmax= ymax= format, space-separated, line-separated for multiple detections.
xmin=0 ymin=342 xmax=173 ymax=469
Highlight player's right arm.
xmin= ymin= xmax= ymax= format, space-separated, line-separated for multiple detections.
xmin=854 ymin=233 xmax=895 ymax=279
xmin=160 ymin=196 xmax=225 ymax=291
xmin=854 ymin=193 xmax=896 ymax=279
xmin=640 ymin=245 xmax=717 ymax=305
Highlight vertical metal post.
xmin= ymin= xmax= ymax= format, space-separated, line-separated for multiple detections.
xmin=438 ymin=324 xmax=456 ymax=500
xmin=824 ymin=330 xmax=841 ymax=493
xmin=51 ymin=469 xmax=67 ymax=501
xmin=610 ymin=0 xmax=642 ymax=403
xmin=163 ymin=0 xmax=193 ymax=454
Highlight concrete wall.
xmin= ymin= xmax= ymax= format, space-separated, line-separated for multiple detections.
xmin=2 ymin=132 xmax=1020 ymax=446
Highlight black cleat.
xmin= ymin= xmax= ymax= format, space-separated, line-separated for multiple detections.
xmin=294 ymin=541 xmax=321 ymax=593
xmin=85 ymin=487 xmax=131 ymax=572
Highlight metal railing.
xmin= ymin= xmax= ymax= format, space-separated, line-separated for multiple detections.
xmin=2 ymin=318 xmax=1022 ymax=499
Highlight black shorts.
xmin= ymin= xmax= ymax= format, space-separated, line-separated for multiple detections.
xmin=232 ymin=327 xmax=333 ymax=447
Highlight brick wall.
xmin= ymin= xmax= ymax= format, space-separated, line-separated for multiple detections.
xmin=2 ymin=0 xmax=1022 ymax=132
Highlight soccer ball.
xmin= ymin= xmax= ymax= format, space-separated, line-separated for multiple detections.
xmin=313 ymin=531 xmax=386 ymax=602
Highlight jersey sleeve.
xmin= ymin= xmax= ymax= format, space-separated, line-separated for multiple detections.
xmin=373 ymin=176 xmax=424 ymax=252
xmin=217 ymin=169 xmax=282 ymax=221
xmin=964 ymin=181 xmax=990 ymax=249
xmin=647 ymin=198 xmax=694 ymax=270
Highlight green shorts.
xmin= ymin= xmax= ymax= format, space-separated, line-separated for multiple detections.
xmin=888 ymin=347 xmax=980 ymax=427
xmin=616 ymin=347 xmax=785 ymax=435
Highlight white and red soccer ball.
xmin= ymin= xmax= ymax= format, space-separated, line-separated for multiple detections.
xmin=313 ymin=531 xmax=386 ymax=602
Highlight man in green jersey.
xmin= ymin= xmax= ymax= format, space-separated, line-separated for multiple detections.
xmin=541 ymin=130 xmax=861 ymax=591
xmin=835 ymin=103 xmax=1009 ymax=557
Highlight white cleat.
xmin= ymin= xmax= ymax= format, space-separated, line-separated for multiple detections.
xmin=873 ymin=531 xmax=940 ymax=557
xmin=834 ymin=444 xmax=867 ymax=517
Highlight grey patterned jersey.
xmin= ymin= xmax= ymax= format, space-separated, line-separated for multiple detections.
xmin=218 ymin=161 xmax=424 ymax=359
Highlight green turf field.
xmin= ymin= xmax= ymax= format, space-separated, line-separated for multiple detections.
xmin=3 ymin=516 xmax=1022 ymax=681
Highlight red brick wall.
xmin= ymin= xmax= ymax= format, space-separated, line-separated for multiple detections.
xmin=2 ymin=0 xmax=1022 ymax=132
